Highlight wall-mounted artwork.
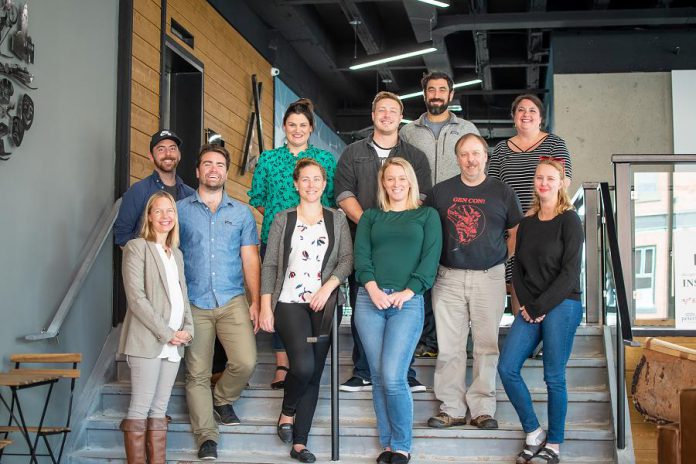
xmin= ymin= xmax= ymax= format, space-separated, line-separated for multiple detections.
xmin=0 ymin=1 xmax=35 ymax=161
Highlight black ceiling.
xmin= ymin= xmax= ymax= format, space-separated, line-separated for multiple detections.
xmin=219 ymin=0 xmax=696 ymax=142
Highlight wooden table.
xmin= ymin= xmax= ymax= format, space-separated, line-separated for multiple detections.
xmin=0 ymin=372 xmax=60 ymax=463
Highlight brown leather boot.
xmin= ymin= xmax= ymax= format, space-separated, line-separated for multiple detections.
xmin=146 ymin=417 xmax=168 ymax=464
xmin=120 ymin=418 xmax=147 ymax=463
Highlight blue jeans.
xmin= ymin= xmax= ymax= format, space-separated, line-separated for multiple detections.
xmin=354 ymin=287 xmax=424 ymax=453
xmin=349 ymin=274 xmax=417 ymax=380
xmin=498 ymin=299 xmax=583 ymax=444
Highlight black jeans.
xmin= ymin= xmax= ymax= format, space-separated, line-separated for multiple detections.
xmin=418 ymin=289 xmax=438 ymax=351
xmin=274 ymin=302 xmax=338 ymax=445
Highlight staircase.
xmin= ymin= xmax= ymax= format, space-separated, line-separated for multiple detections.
xmin=70 ymin=323 xmax=616 ymax=463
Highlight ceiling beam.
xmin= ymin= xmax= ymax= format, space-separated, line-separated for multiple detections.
xmin=434 ymin=8 xmax=696 ymax=34
xmin=471 ymin=0 xmax=492 ymax=102
xmin=279 ymin=0 xmax=393 ymax=4
xmin=402 ymin=0 xmax=454 ymax=79
xmin=526 ymin=0 xmax=546 ymax=89
xmin=339 ymin=0 xmax=398 ymax=90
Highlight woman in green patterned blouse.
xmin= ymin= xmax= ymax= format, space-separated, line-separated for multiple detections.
xmin=248 ymin=98 xmax=337 ymax=389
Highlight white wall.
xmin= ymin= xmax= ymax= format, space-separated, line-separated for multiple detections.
xmin=0 ymin=0 xmax=118 ymax=444
xmin=554 ymin=72 xmax=674 ymax=193
xmin=672 ymin=70 xmax=696 ymax=154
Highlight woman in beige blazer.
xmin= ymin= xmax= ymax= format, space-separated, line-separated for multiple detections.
xmin=119 ymin=191 xmax=193 ymax=464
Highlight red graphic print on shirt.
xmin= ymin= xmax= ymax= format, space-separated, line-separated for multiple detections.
xmin=447 ymin=197 xmax=486 ymax=245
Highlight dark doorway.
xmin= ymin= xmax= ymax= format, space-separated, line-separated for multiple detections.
xmin=160 ymin=38 xmax=203 ymax=189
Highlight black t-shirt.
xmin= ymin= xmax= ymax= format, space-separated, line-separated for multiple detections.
xmin=426 ymin=175 xmax=523 ymax=270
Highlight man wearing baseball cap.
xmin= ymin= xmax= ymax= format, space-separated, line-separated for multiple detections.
xmin=114 ymin=129 xmax=195 ymax=246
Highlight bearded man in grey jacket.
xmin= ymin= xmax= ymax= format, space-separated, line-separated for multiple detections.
xmin=400 ymin=72 xmax=480 ymax=185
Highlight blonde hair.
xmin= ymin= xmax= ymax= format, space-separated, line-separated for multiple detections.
xmin=139 ymin=191 xmax=180 ymax=249
xmin=528 ymin=159 xmax=574 ymax=216
xmin=377 ymin=157 xmax=420 ymax=211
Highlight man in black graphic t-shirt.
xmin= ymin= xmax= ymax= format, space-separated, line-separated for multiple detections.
xmin=425 ymin=133 xmax=522 ymax=430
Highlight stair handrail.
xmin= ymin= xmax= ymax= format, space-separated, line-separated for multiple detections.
xmin=597 ymin=182 xmax=639 ymax=451
xmin=24 ymin=199 xmax=122 ymax=341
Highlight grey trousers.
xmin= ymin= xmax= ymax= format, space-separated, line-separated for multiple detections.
xmin=126 ymin=355 xmax=180 ymax=420
xmin=432 ymin=264 xmax=506 ymax=419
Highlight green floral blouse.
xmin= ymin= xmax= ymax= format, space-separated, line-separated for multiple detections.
xmin=248 ymin=144 xmax=336 ymax=243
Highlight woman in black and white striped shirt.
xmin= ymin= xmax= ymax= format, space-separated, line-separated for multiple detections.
xmin=488 ymin=94 xmax=572 ymax=313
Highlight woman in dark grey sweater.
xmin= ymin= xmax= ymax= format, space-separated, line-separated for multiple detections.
xmin=498 ymin=159 xmax=583 ymax=464
xmin=259 ymin=158 xmax=353 ymax=463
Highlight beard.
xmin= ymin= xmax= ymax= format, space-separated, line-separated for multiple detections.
xmin=426 ymin=98 xmax=449 ymax=116
xmin=153 ymin=156 xmax=179 ymax=173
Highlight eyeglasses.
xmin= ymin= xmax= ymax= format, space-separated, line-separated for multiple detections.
xmin=155 ymin=145 xmax=179 ymax=154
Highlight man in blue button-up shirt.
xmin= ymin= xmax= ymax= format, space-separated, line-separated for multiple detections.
xmin=114 ymin=129 xmax=195 ymax=247
xmin=178 ymin=144 xmax=260 ymax=460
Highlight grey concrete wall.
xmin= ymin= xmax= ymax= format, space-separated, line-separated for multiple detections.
xmin=0 ymin=0 xmax=118 ymax=442
xmin=553 ymin=72 xmax=674 ymax=195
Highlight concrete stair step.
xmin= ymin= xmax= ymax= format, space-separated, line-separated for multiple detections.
xmin=116 ymin=355 xmax=609 ymax=392
xmin=82 ymin=417 xmax=615 ymax=461
xmin=100 ymin=382 xmax=611 ymax=427
xmin=71 ymin=448 xmax=616 ymax=464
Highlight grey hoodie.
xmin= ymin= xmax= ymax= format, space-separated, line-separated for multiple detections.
xmin=399 ymin=112 xmax=480 ymax=185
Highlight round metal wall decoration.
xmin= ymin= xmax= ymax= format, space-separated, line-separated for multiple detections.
xmin=0 ymin=0 xmax=35 ymax=162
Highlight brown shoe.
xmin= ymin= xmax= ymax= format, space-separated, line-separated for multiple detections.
xmin=427 ymin=412 xmax=467 ymax=428
xmin=120 ymin=418 xmax=147 ymax=464
xmin=146 ymin=417 xmax=168 ymax=464
xmin=471 ymin=414 xmax=499 ymax=429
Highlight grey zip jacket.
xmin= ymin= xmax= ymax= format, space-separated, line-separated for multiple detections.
xmin=399 ymin=112 xmax=480 ymax=185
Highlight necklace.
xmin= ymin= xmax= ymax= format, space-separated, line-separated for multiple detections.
xmin=508 ymin=133 xmax=548 ymax=153
xmin=372 ymin=139 xmax=396 ymax=151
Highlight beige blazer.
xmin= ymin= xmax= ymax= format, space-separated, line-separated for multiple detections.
xmin=119 ymin=238 xmax=194 ymax=358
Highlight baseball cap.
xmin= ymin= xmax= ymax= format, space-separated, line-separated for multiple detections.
xmin=150 ymin=129 xmax=182 ymax=152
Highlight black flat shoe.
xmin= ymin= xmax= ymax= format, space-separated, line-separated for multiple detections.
xmin=390 ymin=452 xmax=410 ymax=464
xmin=271 ymin=366 xmax=289 ymax=389
xmin=376 ymin=450 xmax=393 ymax=463
xmin=277 ymin=414 xmax=293 ymax=444
xmin=290 ymin=447 xmax=316 ymax=463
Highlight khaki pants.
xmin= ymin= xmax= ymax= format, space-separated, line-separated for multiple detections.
xmin=185 ymin=295 xmax=257 ymax=445
xmin=432 ymin=264 xmax=506 ymax=419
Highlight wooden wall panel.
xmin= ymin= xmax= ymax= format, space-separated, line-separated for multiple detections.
xmin=626 ymin=336 xmax=696 ymax=464
xmin=128 ymin=0 xmax=274 ymax=217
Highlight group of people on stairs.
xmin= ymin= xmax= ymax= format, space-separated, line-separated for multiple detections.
xmin=113 ymin=71 xmax=581 ymax=464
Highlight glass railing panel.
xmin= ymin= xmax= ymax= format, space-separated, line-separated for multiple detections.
xmin=631 ymin=163 xmax=696 ymax=328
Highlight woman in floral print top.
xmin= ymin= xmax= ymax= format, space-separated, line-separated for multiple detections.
xmin=247 ymin=98 xmax=337 ymax=390
xmin=248 ymin=98 xmax=336 ymax=247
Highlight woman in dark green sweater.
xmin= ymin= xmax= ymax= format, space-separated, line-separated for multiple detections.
xmin=353 ymin=157 xmax=442 ymax=464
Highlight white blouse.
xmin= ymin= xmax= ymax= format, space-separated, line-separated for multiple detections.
xmin=278 ymin=220 xmax=329 ymax=304
xmin=155 ymin=244 xmax=185 ymax=362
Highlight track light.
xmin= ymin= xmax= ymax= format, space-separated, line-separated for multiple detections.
xmin=349 ymin=47 xmax=437 ymax=71
xmin=416 ymin=0 xmax=450 ymax=7
xmin=398 ymin=79 xmax=483 ymax=100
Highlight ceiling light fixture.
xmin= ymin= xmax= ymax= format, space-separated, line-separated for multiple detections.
xmin=416 ymin=0 xmax=450 ymax=7
xmin=398 ymin=78 xmax=483 ymax=100
xmin=400 ymin=118 xmax=413 ymax=124
xmin=349 ymin=47 xmax=437 ymax=70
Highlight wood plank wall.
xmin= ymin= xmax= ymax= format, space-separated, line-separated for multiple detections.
xmin=130 ymin=0 xmax=273 ymax=221
xmin=626 ymin=336 xmax=696 ymax=464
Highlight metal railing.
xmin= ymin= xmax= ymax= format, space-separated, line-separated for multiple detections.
xmin=577 ymin=181 xmax=637 ymax=451
xmin=24 ymin=199 xmax=121 ymax=341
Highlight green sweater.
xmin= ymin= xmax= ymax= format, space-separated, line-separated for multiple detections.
xmin=354 ymin=207 xmax=442 ymax=294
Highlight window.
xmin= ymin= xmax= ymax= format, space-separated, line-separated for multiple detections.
xmin=634 ymin=245 xmax=656 ymax=313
